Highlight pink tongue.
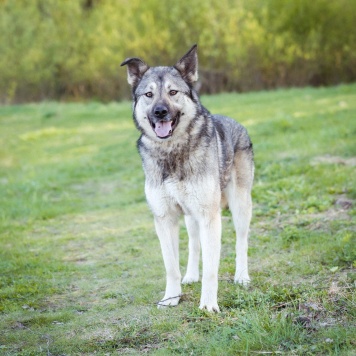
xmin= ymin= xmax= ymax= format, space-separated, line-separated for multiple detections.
xmin=155 ymin=121 xmax=172 ymax=137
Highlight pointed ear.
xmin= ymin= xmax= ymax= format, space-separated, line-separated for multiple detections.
xmin=120 ymin=57 xmax=149 ymax=87
xmin=174 ymin=44 xmax=198 ymax=84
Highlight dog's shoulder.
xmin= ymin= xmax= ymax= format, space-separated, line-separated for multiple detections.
xmin=211 ymin=114 xmax=252 ymax=152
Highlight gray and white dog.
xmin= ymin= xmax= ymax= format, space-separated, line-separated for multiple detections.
xmin=121 ymin=45 xmax=254 ymax=312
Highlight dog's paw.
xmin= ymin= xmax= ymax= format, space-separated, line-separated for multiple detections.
xmin=182 ymin=273 xmax=199 ymax=284
xmin=157 ymin=295 xmax=181 ymax=309
xmin=199 ymin=294 xmax=220 ymax=313
xmin=199 ymin=302 xmax=220 ymax=313
xmin=234 ymin=275 xmax=251 ymax=286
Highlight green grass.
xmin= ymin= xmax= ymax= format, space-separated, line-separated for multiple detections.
xmin=0 ymin=85 xmax=355 ymax=355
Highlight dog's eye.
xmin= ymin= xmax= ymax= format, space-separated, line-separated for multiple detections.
xmin=145 ymin=92 xmax=153 ymax=98
xmin=169 ymin=90 xmax=178 ymax=96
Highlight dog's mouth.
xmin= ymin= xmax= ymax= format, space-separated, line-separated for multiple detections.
xmin=149 ymin=113 xmax=180 ymax=139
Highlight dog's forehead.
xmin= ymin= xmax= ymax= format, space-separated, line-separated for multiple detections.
xmin=149 ymin=66 xmax=178 ymax=79
xmin=138 ymin=66 xmax=187 ymax=91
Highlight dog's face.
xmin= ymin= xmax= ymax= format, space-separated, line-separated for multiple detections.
xmin=121 ymin=45 xmax=199 ymax=141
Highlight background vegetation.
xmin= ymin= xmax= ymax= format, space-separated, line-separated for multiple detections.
xmin=1 ymin=0 xmax=356 ymax=103
xmin=1 ymin=85 xmax=355 ymax=354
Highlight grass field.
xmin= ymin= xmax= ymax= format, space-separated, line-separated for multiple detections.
xmin=0 ymin=84 xmax=355 ymax=355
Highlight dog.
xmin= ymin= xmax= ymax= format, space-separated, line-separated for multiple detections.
xmin=121 ymin=45 xmax=254 ymax=312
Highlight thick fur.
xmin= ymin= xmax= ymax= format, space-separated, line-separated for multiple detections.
xmin=121 ymin=45 xmax=254 ymax=312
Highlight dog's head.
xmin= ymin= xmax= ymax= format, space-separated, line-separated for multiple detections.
xmin=121 ymin=45 xmax=200 ymax=140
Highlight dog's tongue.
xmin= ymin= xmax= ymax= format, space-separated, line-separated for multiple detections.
xmin=155 ymin=121 xmax=172 ymax=138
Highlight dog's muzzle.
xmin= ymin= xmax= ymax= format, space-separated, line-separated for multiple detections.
xmin=149 ymin=106 xmax=180 ymax=139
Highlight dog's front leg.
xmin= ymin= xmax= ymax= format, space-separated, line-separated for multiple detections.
xmin=199 ymin=211 xmax=221 ymax=312
xmin=154 ymin=215 xmax=182 ymax=308
xmin=182 ymin=215 xmax=200 ymax=284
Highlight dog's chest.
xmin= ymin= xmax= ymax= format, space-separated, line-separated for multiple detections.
xmin=146 ymin=169 xmax=219 ymax=217
xmin=157 ymin=151 xmax=192 ymax=182
xmin=143 ymin=145 xmax=207 ymax=183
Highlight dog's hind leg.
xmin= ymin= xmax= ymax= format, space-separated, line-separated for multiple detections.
xmin=231 ymin=187 xmax=252 ymax=285
xmin=226 ymin=151 xmax=254 ymax=285
xmin=182 ymin=215 xmax=200 ymax=284
xmin=154 ymin=214 xmax=182 ymax=308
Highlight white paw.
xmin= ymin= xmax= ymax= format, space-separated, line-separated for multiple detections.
xmin=199 ymin=302 xmax=220 ymax=313
xmin=199 ymin=293 xmax=220 ymax=312
xmin=182 ymin=273 xmax=199 ymax=284
xmin=234 ymin=275 xmax=251 ymax=286
xmin=157 ymin=295 xmax=181 ymax=309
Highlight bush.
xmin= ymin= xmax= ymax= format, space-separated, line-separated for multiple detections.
xmin=1 ymin=0 xmax=355 ymax=103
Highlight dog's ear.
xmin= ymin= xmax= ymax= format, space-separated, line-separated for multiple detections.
xmin=120 ymin=57 xmax=149 ymax=87
xmin=174 ymin=44 xmax=198 ymax=84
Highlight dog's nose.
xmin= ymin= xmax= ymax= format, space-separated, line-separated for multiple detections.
xmin=154 ymin=105 xmax=168 ymax=119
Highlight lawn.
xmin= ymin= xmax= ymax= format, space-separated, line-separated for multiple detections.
xmin=0 ymin=84 xmax=355 ymax=355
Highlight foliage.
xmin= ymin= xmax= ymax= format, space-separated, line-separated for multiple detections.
xmin=0 ymin=0 xmax=356 ymax=103
xmin=0 ymin=84 xmax=355 ymax=354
